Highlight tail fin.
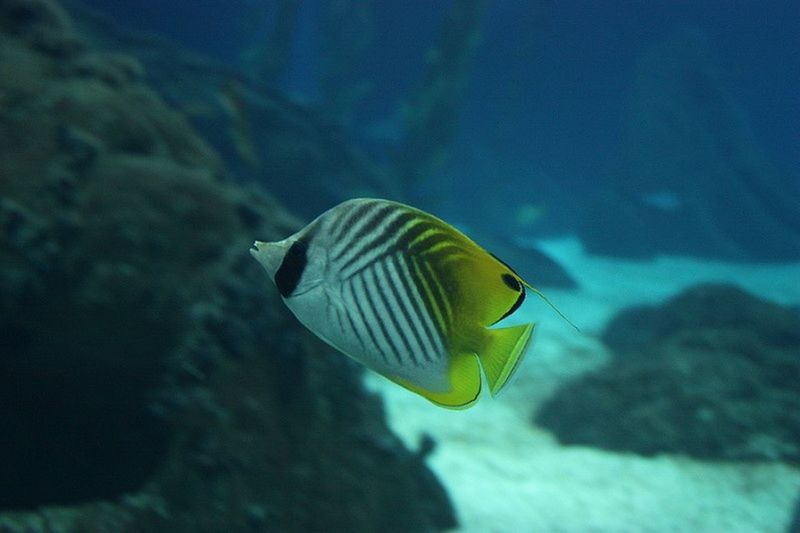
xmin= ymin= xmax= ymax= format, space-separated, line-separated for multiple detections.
xmin=477 ymin=322 xmax=535 ymax=396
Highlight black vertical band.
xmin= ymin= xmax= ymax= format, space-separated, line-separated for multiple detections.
xmin=275 ymin=237 xmax=309 ymax=297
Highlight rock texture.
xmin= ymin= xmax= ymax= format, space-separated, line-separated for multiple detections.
xmin=790 ymin=494 xmax=800 ymax=533
xmin=536 ymin=284 xmax=800 ymax=462
xmin=0 ymin=1 xmax=455 ymax=531
xmin=63 ymin=0 xmax=401 ymax=220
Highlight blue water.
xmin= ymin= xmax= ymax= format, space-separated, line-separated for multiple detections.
xmin=4 ymin=0 xmax=800 ymax=530
xmin=77 ymin=0 xmax=800 ymax=246
xmin=79 ymin=1 xmax=800 ymax=164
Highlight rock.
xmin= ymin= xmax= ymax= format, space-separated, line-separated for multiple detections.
xmin=535 ymin=283 xmax=800 ymax=461
xmin=63 ymin=0 xmax=402 ymax=220
xmin=602 ymin=283 xmax=800 ymax=355
xmin=0 ymin=2 xmax=455 ymax=531
xmin=789 ymin=494 xmax=800 ymax=533
xmin=0 ymin=0 xmax=82 ymax=56
xmin=64 ymin=51 xmax=144 ymax=87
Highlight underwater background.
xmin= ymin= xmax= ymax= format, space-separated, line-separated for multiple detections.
xmin=0 ymin=0 xmax=798 ymax=531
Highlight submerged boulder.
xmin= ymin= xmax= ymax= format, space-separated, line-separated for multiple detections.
xmin=790 ymin=494 xmax=800 ymax=533
xmin=63 ymin=0 xmax=402 ymax=220
xmin=0 ymin=1 xmax=455 ymax=531
xmin=535 ymin=284 xmax=800 ymax=461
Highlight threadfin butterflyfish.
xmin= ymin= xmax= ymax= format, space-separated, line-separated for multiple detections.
xmin=250 ymin=198 xmax=568 ymax=409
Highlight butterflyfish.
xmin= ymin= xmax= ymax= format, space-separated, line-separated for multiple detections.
xmin=251 ymin=198 xmax=566 ymax=409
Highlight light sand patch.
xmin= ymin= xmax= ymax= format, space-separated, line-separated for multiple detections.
xmin=365 ymin=237 xmax=800 ymax=532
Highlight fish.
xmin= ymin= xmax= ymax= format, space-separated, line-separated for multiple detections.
xmin=251 ymin=198 xmax=569 ymax=409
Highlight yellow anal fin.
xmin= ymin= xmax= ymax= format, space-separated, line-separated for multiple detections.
xmin=477 ymin=322 xmax=535 ymax=396
xmin=388 ymin=353 xmax=482 ymax=410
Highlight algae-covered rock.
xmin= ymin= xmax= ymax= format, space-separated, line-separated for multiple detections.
xmin=535 ymin=284 xmax=800 ymax=461
xmin=790 ymin=494 xmax=800 ymax=533
xmin=0 ymin=0 xmax=81 ymax=55
xmin=63 ymin=0 xmax=401 ymax=220
xmin=0 ymin=1 xmax=455 ymax=531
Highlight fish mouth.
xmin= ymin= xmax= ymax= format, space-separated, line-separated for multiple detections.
xmin=249 ymin=240 xmax=265 ymax=256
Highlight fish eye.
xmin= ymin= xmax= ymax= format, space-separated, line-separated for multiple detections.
xmin=501 ymin=273 xmax=521 ymax=291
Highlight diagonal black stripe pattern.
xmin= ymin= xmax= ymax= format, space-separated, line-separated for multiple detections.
xmin=356 ymin=272 xmax=404 ymax=366
xmin=331 ymin=201 xmax=376 ymax=242
xmin=389 ymin=254 xmax=440 ymax=362
xmin=342 ymin=216 xmax=432 ymax=281
xmin=337 ymin=210 xmax=417 ymax=273
xmin=379 ymin=257 xmax=431 ymax=363
xmin=367 ymin=266 xmax=419 ymax=367
xmin=409 ymin=255 xmax=451 ymax=336
xmin=347 ymin=277 xmax=391 ymax=364
xmin=332 ymin=203 xmax=395 ymax=262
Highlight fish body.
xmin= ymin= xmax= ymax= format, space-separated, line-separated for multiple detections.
xmin=251 ymin=198 xmax=538 ymax=409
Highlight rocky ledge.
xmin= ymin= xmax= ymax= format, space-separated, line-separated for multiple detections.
xmin=0 ymin=0 xmax=455 ymax=531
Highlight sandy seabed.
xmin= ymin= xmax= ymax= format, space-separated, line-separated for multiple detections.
xmin=366 ymin=238 xmax=800 ymax=533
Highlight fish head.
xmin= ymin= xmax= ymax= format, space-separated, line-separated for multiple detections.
xmin=250 ymin=231 xmax=325 ymax=299
xmin=250 ymin=232 xmax=334 ymax=348
xmin=250 ymin=239 xmax=290 ymax=279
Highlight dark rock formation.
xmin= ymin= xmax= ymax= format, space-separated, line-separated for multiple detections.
xmin=790 ymin=494 xmax=800 ymax=533
xmin=63 ymin=1 xmax=493 ymax=216
xmin=535 ymin=284 xmax=800 ymax=461
xmin=580 ymin=32 xmax=800 ymax=261
xmin=62 ymin=0 xmax=401 ymax=220
xmin=0 ymin=1 xmax=455 ymax=531
xmin=0 ymin=0 xmax=81 ymax=55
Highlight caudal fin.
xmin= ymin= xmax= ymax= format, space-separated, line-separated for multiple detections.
xmin=477 ymin=322 xmax=535 ymax=396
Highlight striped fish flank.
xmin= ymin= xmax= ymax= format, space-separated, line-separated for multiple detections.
xmin=323 ymin=199 xmax=450 ymax=373
xmin=251 ymin=197 xmax=554 ymax=409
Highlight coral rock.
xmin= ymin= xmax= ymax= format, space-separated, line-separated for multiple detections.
xmin=536 ymin=284 xmax=800 ymax=461
xmin=0 ymin=1 xmax=455 ymax=531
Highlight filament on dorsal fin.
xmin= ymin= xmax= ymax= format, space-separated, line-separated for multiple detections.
xmin=521 ymin=281 xmax=581 ymax=332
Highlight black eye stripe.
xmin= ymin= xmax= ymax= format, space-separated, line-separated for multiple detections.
xmin=275 ymin=238 xmax=308 ymax=297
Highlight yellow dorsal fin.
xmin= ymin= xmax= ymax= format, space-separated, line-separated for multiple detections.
xmin=388 ymin=353 xmax=482 ymax=410
xmin=477 ymin=322 xmax=535 ymax=396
